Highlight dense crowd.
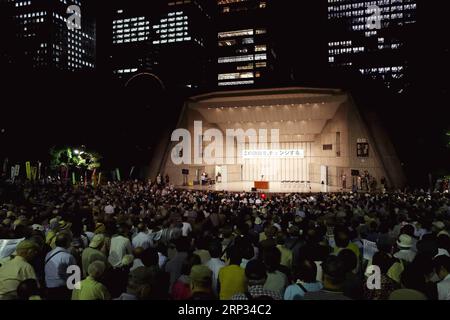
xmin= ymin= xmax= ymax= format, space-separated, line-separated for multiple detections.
xmin=0 ymin=179 xmax=449 ymax=300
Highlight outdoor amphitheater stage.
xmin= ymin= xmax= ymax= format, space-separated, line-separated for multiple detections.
xmin=176 ymin=181 xmax=342 ymax=193
xmin=154 ymin=87 xmax=405 ymax=191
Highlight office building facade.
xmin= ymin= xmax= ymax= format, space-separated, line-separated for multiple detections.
xmin=0 ymin=0 xmax=95 ymax=71
xmin=327 ymin=0 xmax=417 ymax=92
xmin=216 ymin=0 xmax=274 ymax=88
xmin=110 ymin=0 xmax=212 ymax=89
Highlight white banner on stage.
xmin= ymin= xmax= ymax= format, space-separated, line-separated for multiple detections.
xmin=242 ymin=149 xmax=304 ymax=159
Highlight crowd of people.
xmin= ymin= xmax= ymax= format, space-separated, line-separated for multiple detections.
xmin=0 ymin=179 xmax=449 ymax=300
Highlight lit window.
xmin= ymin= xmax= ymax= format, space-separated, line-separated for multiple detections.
xmin=255 ymin=45 xmax=267 ymax=52
xmin=218 ymin=40 xmax=236 ymax=46
xmin=218 ymin=54 xmax=254 ymax=63
xmin=254 ymin=54 xmax=267 ymax=61
xmin=218 ymin=80 xmax=254 ymax=86
xmin=218 ymin=29 xmax=254 ymax=39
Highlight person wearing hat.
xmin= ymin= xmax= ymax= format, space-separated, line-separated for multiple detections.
xmin=394 ymin=234 xmax=416 ymax=263
xmin=32 ymin=224 xmax=45 ymax=233
xmin=81 ymin=234 xmax=107 ymax=278
xmin=45 ymin=217 xmax=62 ymax=248
xmin=438 ymin=230 xmax=450 ymax=238
xmin=72 ymin=261 xmax=111 ymax=300
xmin=94 ymin=222 xmax=106 ymax=235
xmin=231 ymin=259 xmax=282 ymax=300
xmin=189 ymin=265 xmax=215 ymax=300
xmin=0 ymin=240 xmax=39 ymax=300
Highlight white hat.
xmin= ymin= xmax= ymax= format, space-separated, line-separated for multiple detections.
xmin=397 ymin=234 xmax=413 ymax=249
xmin=254 ymin=217 xmax=262 ymax=225
xmin=437 ymin=230 xmax=449 ymax=238
xmin=31 ymin=224 xmax=44 ymax=232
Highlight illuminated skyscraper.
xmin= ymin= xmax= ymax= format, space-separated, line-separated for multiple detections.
xmin=110 ymin=0 xmax=212 ymax=89
xmin=0 ymin=0 xmax=95 ymax=71
xmin=327 ymin=0 xmax=417 ymax=92
xmin=216 ymin=0 xmax=273 ymax=88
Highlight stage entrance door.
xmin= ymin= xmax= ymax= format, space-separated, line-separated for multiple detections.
xmin=215 ymin=166 xmax=227 ymax=183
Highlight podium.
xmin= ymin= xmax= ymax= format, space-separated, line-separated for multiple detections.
xmin=254 ymin=181 xmax=269 ymax=190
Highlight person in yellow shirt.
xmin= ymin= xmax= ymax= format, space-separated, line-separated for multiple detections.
xmin=276 ymin=234 xmax=293 ymax=270
xmin=0 ymin=240 xmax=39 ymax=300
xmin=218 ymin=250 xmax=246 ymax=300
xmin=72 ymin=261 xmax=111 ymax=300
xmin=333 ymin=228 xmax=361 ymax=259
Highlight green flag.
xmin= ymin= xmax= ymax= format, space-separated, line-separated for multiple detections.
xmin=25 ymin=162 xmax=31 ymax=180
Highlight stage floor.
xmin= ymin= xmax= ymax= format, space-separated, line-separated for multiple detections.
xmin=176 ymin=181 xmax=342 ymax=193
